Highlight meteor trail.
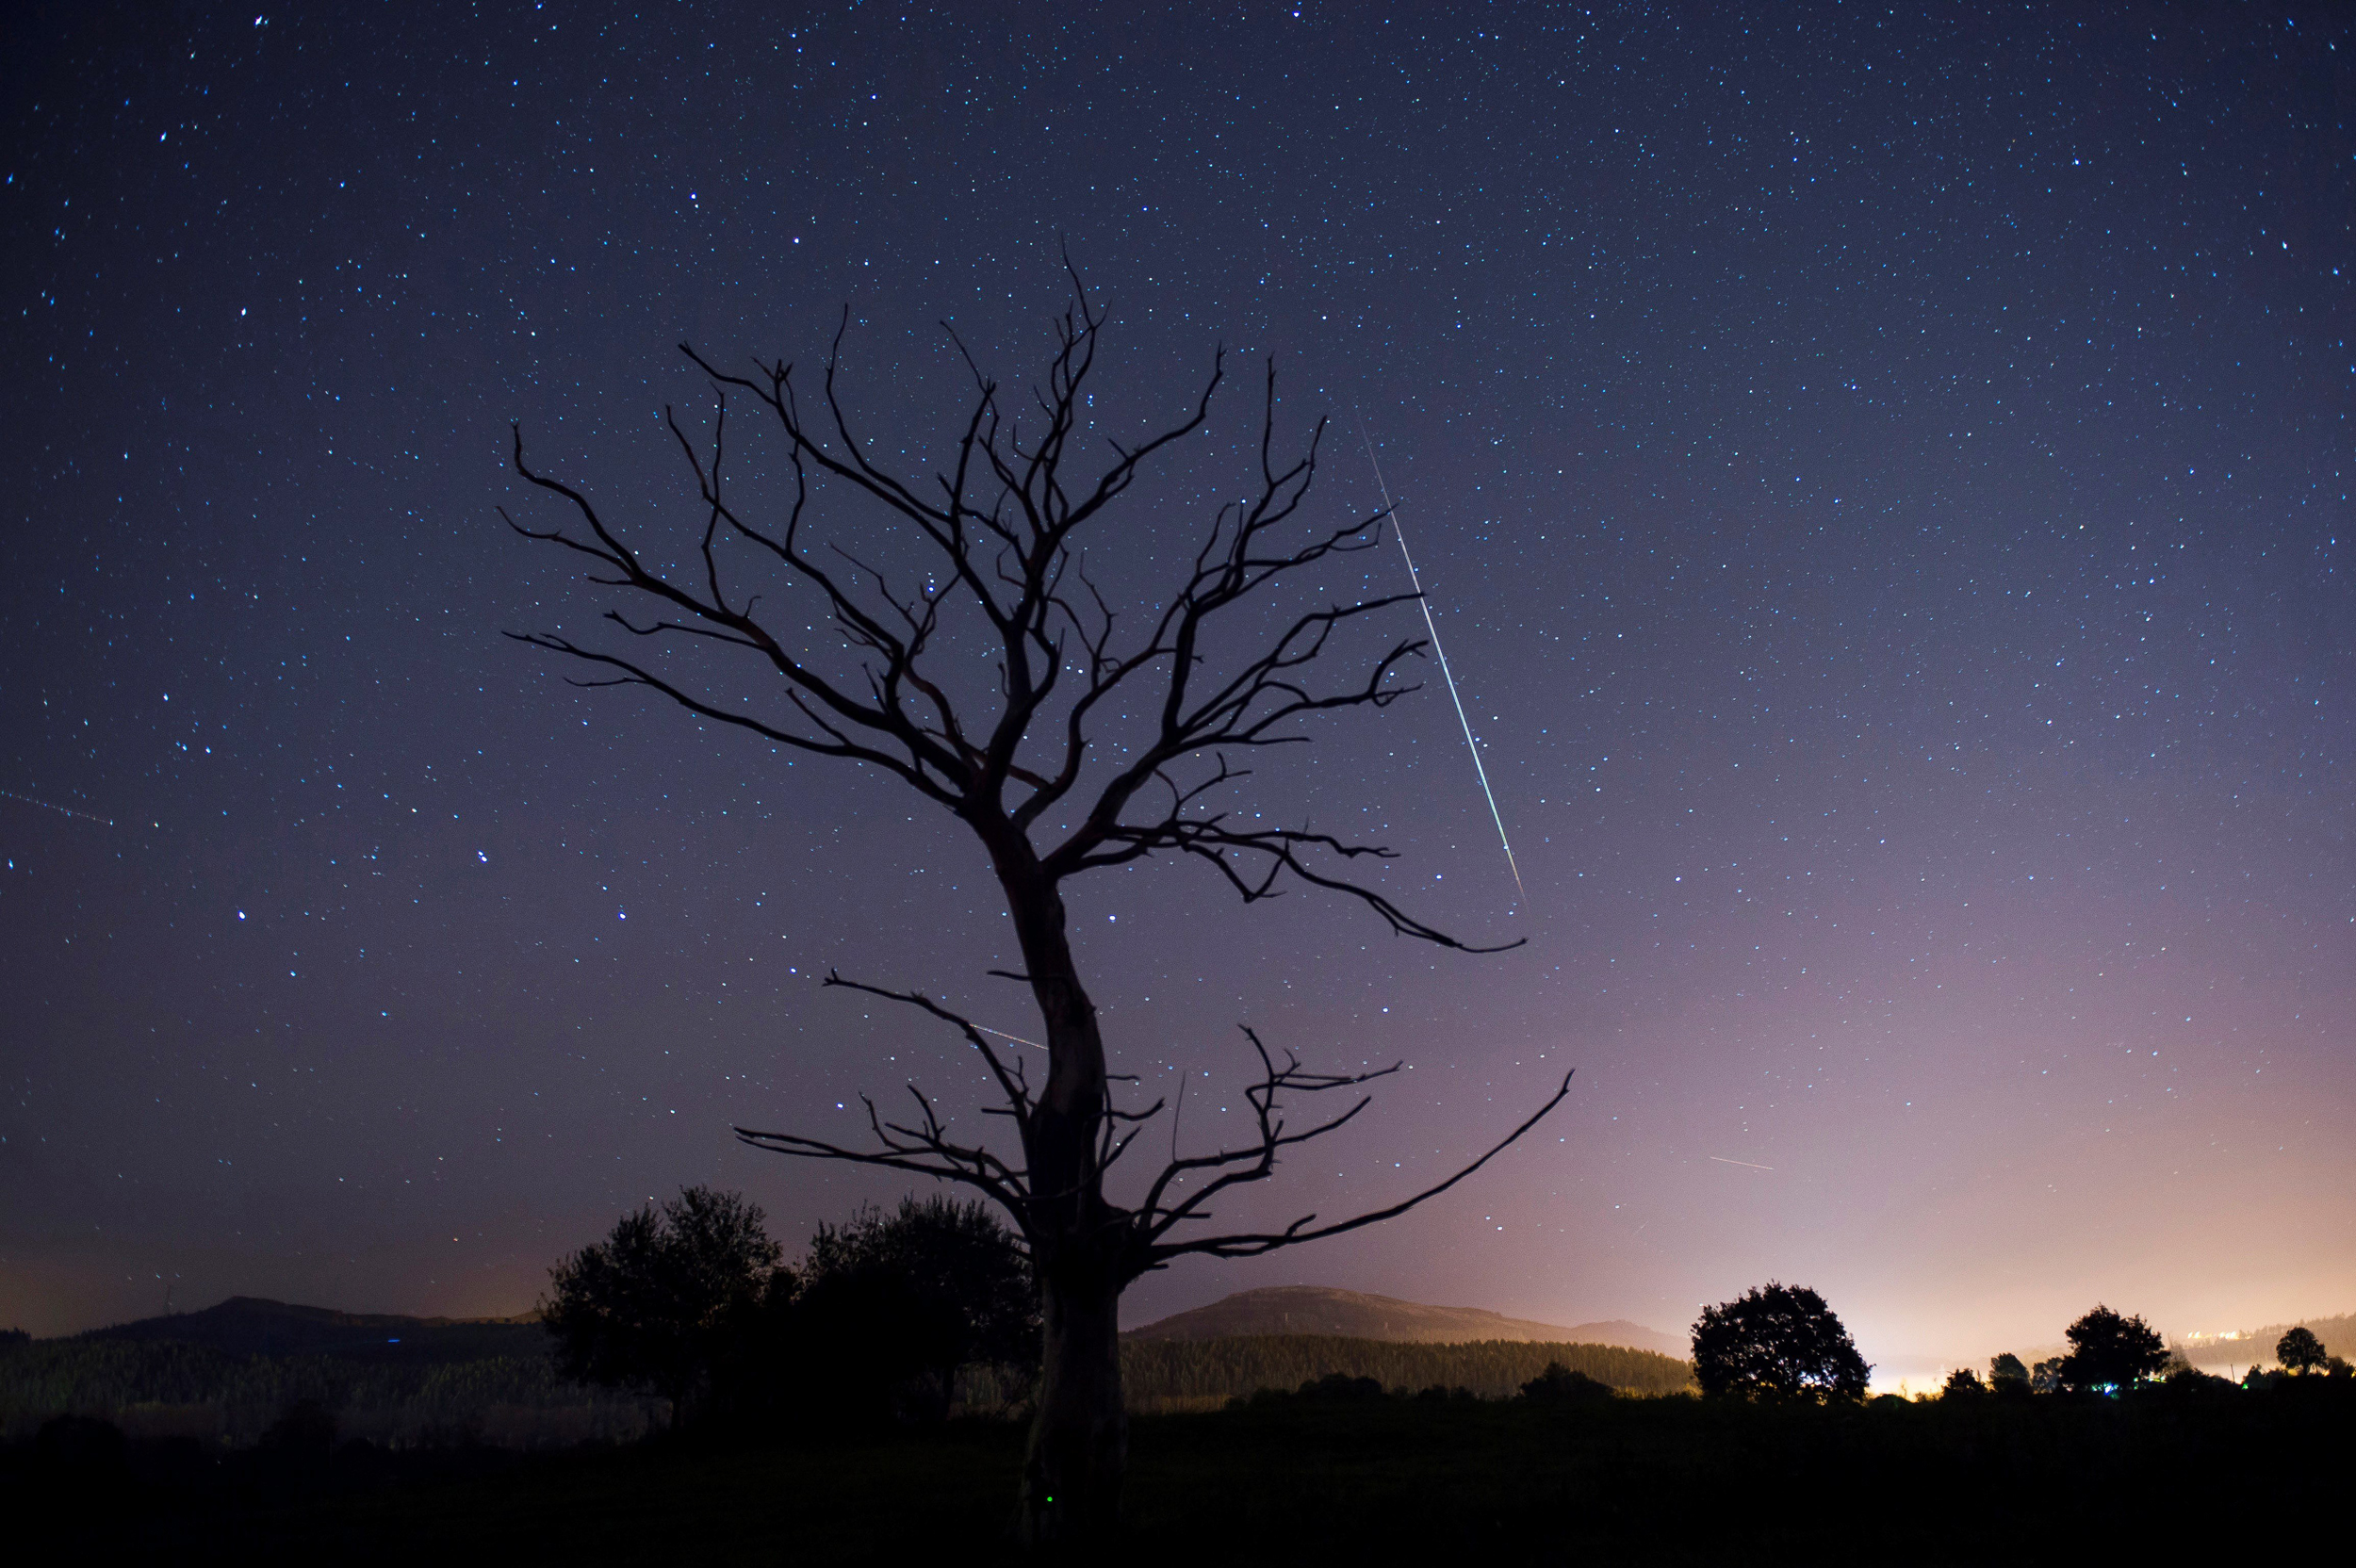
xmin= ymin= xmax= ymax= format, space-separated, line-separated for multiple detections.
xmin=0 ymin=790 xmax=113 ymax=827
xmin=1355 ymin=424 xmax=1527 ymax=909
xmin=1709 ymin=1155 xmax=1775 ymax=1171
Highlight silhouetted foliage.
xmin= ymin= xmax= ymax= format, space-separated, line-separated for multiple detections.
xmin=2161 ymin=1364 xmax=2236 ymax=1397
xmin=2031 ymin=1357 xmax=2067 ymax=1394
xmin=772 ymin=1261 xmax=959 ymax=1426
xmin=798 ymin=1195 xmax=1038 ymax=1417
xmin=2277 ymin=1325 xmax=2326 ymax=1375
xmin=257 ymin=1398 xmax=337 ymax=1460
xmin=542 ymin=1185 xmax=785 ymax=1427
xmin=1293 ymin=1372 xmax=1385 ymax=1401
xmin=2056 ymin=1305 xmax=2168 ymax=1394
xmin=0 ymin=1328 xmax=28 ymax=1353
xmin=1690 ymin=1282 xmax=1870 ymax=1402
xmin=1941 ymin=1367 xmax=1985 ymax=1397
xmin=32 ymin=1413 xmax=127 ymax=1474
xmin=1520 ymin=1361 xmax=1615 ymax=1404
xmin=1988 ymin=1351 xmax=2028 ymax=1390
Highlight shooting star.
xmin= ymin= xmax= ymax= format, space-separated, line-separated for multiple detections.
xmin=1709 ymin=1155 xmax=1775 ymax=1171
xmin=974 ymin=1023 xmax=1046 ymax=1051
xmin=0 ymin=790 xmax=114 ymax=827
xmin=1355 ymin=423 xmax=1527 ymax=908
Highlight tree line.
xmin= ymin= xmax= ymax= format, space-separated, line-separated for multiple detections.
xmin=1685 ymin=1282 xmax=2353 ymax=1403
xmin=538 ymin=1185 xmax=1701 ymax=1425
xmin=540 ymin=1186 xmax=1038 ymax=1429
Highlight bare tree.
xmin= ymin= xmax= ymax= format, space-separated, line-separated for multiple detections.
xmin=503 ymin=279 xmax=1572 ymax=1544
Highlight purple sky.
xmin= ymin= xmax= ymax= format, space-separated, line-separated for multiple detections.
xmin=4 ymin=3 xmax=2350 ymax=1377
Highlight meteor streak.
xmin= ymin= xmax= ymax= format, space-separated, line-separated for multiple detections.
xmin=1355 ymin=424 xmax=1527 ymax=909
xmin=1709 ymin=1155 xmax=1775 ymax=1171
xmin=0 ymin=790 xmax=114 ymax=826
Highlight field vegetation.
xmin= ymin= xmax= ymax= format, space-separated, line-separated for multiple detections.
xmin=8 ymin=1366 xmax=2344 ymax=1563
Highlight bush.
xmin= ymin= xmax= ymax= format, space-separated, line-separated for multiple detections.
xmin=257 ymin=1398 xmax=338 ymax=1460
xmin=1521 ymin=1362 xmax=1614 ymax=1405
xmin=34 ymin=1413 xmax=126 ymax=1476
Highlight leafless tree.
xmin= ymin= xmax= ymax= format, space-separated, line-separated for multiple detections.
xmin=504 ymin=278 xmax=1573 ymax=1544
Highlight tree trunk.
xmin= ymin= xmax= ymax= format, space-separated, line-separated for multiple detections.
xmin=982 ymin=825 xmax=1129 ymax=1544
xmin=1022 ymin=1259 xmax=1126 ymax=1544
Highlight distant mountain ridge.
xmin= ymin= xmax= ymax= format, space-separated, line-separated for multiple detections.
xmin=1125 ymin=1286 xmax=1685 ymax=1356
xmin=79 ymin=1296 xmax=545 ymax=1363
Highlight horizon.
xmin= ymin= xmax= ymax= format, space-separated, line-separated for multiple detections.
xmin=5 ymin=4 xmax=2351 ymax=1379
xmin=24 ymin=1276 xmax=2351 ymax=1395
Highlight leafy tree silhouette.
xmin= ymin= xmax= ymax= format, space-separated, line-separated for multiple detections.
xmin=800 ymin=1194 xmax=1039 ymax=1417
xmin=542 ymin=1186 xmax=783 ymax=1428
xmin=2055 ymin=1305 xmax=2168 ymax=1394
xmin=2275 ymin=1325 xmax=2326 ymax=1375
xmin=1941 ymin=1366 xmax=1986 ymax=1397
xmin=1690 ymin=1282 xmax=1870 ymax=1402
xmin=1987 ymin=1351 xmax=2029 ymax=1394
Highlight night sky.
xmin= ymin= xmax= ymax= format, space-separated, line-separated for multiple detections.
xmin=5 ymin=3 xmax=2350 ymax=1384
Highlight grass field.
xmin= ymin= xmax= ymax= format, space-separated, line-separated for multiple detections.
xmin=13 ymin=1376 xmax=2341 ymax=1563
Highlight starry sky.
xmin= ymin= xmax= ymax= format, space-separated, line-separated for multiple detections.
xmin=4 ymin=3 xmax=2350 ymax=1380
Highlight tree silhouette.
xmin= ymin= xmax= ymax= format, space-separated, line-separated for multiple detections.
xmin=504 ymin=279 xmax=1572 ymax=1541
xmin=2275 ymin=1325 xmax=2326 ymax=1375
xmin=542 ymin=1186 xmax=784 ymax=1428
xmin=1521 ymin=1361 xmax=1614 ymax=1404
xmin=802 ymin=1194 xmax=1039 ymax=1416
xmin=2055 ymin=1304 xmax=2168 ymax=1394
xmin=1689 ymin=1282 xmax=1870 ymax=1402
xmin=1940 ymin=1366 xmax=1985 ymax=1397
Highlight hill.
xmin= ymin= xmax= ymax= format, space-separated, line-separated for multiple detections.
xmin=2179 ymin=1312 xmax=2356 ymax=1370
xmin=78 ymin=1296 xmax=545 ymax=1364
xmin=1124 ymin=1286 xmax=1685 ymax=1355
xmin=1119 ymin=1332 xmax=1695 ymax=1409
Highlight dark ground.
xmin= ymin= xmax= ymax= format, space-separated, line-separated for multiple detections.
xmin=12 ymin=1380 xmax=2341 ymax=1564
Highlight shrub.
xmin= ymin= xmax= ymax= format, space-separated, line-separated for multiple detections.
xmin=1521 ymin=1362 xmax=1614 ymax=1405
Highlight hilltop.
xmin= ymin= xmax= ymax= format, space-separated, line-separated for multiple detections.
xmin=1125 ymin=1286 xmax=1684 ymax=1355
xmin=76 ymin=1296 xmax=544 ymax=1364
